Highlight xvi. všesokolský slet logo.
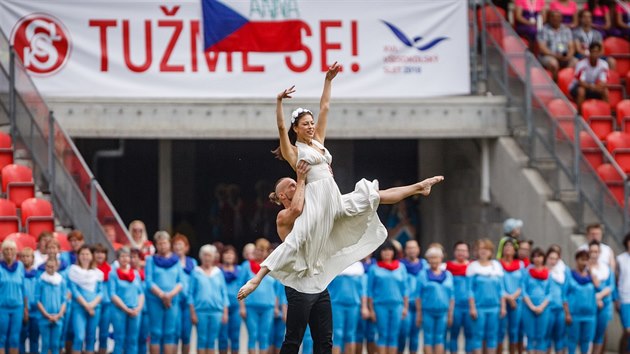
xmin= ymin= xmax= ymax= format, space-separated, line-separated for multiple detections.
xmin=381 ymin=21 xmax=448 ymax=51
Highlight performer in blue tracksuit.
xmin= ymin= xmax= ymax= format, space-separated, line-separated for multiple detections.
xmin=270 ymin=276 xmax=287 ymax=354
xmin=522 ymin=248 xmax=551 ymax=354
xmin=398 ymin=240 xmax=426 ymax=354
xmin=0 ymin=240 xmax=27 ymax=354
xmin=357 ymin=255 xmax=377 ymax=354
xmin=446 ymin=241 xmax=472 ymax=354
xmin=587 ymin=241 xmax=615 ymax=354
xmin=545 ymin=245 xmax=569 ymax=354
xmin=617 ymin=234 xmax=630 ymax=354
xmin=497 ymin=239 xmax=524 ymax=354
xmin=218 ymin=246 xmax=242 ymax=354
xmin=173 ymin=234 xmax=197 ymax=354
xmin=417 ymin=245 xmax=454 ymax=354
xmin=564 ymin=250 xmax=599 ymax=354
xmin=94 ymin=244 xmax=112 ymax=354
xmin=328 ymin=261 xmax=365 ymax=354
xmin=68 ymin=245 xmax=104 ymax=354
xmin=189 ymin=245 xmax=229 ymax=354
xmin=36 ymin=257 xmax=68 ymax=354
xmin=62 ymin=230 xmax=84 ymax=354
xmin=19 ymin=247 xmax=39 ymax=354
xmin=109 ymin=247 xmax=145 ymax=354
xmin=130 ymin=248 xmax=150 ymax=354
xmin=467 ymin=238 xmax=506 ymax=354
xmin=367 ymin=241 xmax=409 ymax=353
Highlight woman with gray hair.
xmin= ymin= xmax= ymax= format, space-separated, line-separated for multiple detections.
xmin=189 ymin=245 xmax=229 ymax=354
xmin=0 ymin=240 xmax=27 ymax=354
xmin=145 ymin=231 xmax=183 ymax=354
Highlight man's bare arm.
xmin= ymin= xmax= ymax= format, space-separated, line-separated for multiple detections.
xmin=277 ymin=161 xmax=309 ymax=239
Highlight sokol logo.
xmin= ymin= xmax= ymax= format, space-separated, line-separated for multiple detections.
xmin=11 ymin=14 xmax=71 ymax=75
xmin=381 ymin=21 xmax=448 ymax=51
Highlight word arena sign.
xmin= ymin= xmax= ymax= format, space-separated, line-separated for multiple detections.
xmin=0 ymin=0 xmax=470 ymax=98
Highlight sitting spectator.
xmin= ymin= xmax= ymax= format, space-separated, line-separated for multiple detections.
xmin=574 ymin=10 xmax=617 ymax=69
xmin=515 ymin=0 xmax=546 ymax=43
xmin=569 ymin=43 xmax=609 ymax=109
xmin=550 ymin=0 xmax=579 ymax=28
xmin=538 ymin=10 xmax=578 ymax=81
xmin=584 ymin=0 xmax=611 ymax=37
xmin=612 ymin=0 xmax=630 ymax=38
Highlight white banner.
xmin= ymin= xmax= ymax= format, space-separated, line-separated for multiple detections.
xmin=0 ymin=0 xmax=470 ymax=98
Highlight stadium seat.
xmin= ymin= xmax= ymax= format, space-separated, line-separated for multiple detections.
xmin=597 ymin=163 xmax=626 ymax=206
xmin=53 ymin=231 xmax=71 ymax=251
xmin=531 ymin=67 xmax=555 ymax=106
xmin=0 ymin=133 xmax=14 ymax=172
xmin=547 ymin=98 xmax=577 ymax=139
xmin=557 ymin=68 xmax=574 ymax=98
xmin=478 ymin=5 xmax=507 ymax=44
xmin=607 ymin=132 xmax=630 ymax=173
xmin=617 ymin=100 xmax=630 ymax=132
xmin=580 ymin=132 xmax=604 ymax=170
xmin=5 ymin=232 xmax=36 ymax=252
xmin=607 ymin=71 xmax=624 ymax=111
xmin=21 ymin=198 xmax=54 ymax=238
xmin=604 ymin=37 xmax=630 ymax=77
xmin=1 ymin=164 xmax=35 ymax=208
xmin=581 ymin=99 xmax=615 ymax=140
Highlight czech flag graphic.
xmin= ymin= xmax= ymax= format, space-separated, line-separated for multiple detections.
xmin=202 ymin=0 xmax=305 ymax=52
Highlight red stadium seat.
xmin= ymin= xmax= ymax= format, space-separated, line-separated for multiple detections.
xmin=21 ymin=198 xmax=54 ymax=238
xmin=53 ymin=231 xmax=71 ymax=252
xmin=547 ymin=98 xmax=577 ymax=139
xmin=580 ymin=132 xmax=604 ymax=169
xmin=1 ymin=165 xmax=34 ymax=207
xmin=607 ymin=71 xmax=624 ymax=111
xmin=5 ymin=232 xmax=36 ymax=252
xmin=597 ymin=163 xmax=626 ymax=205
xmin=607 ymin=132 xmax=630 ymax=173
xmin=604 ymin=37 xmax=630 ymax=77
xmin=617 ymin=100 xmax=630 ymax=132
xmin=558 ymin=68 xmax=575 ymax=98
xmin=478 ymin=5 xmax=507 ymax=44
xmin=581 ymin=99 xmax=614 ymax=140
xmin=0 ymin=199 xmax=19 ymax=242
xmin=0 ymin=133 xmax=14 ymax=172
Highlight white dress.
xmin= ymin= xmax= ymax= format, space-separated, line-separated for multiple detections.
xmin=261 ymin=140 xmax=387 ymax=294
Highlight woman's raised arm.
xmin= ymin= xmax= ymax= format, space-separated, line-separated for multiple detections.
xmin=315 ymin=62 xmax=341 ymax=144
xmin=277 ymin=86 xmax=298 ymax=168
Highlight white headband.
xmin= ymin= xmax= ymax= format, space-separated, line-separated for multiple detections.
xmin=291 ymin=107 xmax=312 ymax=124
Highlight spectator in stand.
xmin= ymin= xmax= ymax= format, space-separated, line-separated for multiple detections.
xmin=578 ymin=223 xmax=616 ymax=269
xmin=518 ymin=240 xmax=533 ymax=267
xmin=446 ymin=241 xmax=472 ymax=354
xmin=574 ymin=11 xmax=617 ymax=68
xmin=550 ymin=0 xmax=580 ymax=28
xmin=398 ymin=240 xmax=426 ymax=354
xmin=218 ymin=246 xmax=242 ymax=354
xmin=328 ymin=261 xmax=366 ymax=354
xmin=34 ymin=231 xmax=53 ymax=268
xmin=521 ymin=248 xmax=551 ymax=354
xmin=616 ymin=233 xmax=630 ymax=354
xmin=145 ymin=231 xmax=184 ymax=354
xmin=515 ymin=0 xmax=547 ymax=43
xmin=93 ymin=244 xmax=112 ymax=354
xmin=584 ymin=0 xmax=612 ymax=37
xmin=128 ymin=220 xmax=155 ymax=261
xmin=613 ymin=0 xmax=630 ymax=38
xmin=538 ymin=10 xmax=578 ymax=81
xmin=546 ymin=245 xmax=569 ymax=354
xmin=570 ymin=41 xmax=610 ymax=108
xmin=564 ymin=250 xmax=599 ymax=354
xmin=497 ymin=239 xmax=525 ymax=354
xmin=20 ymin=247 xmax=39 ymax=354
xmin=173 ymin=233 xmax=197 ymax=354
xmin=109 ymin=247 xmax=144 ymax=354
xmin=36 ymin=256 xmax=67 ymax=354
xmin=588 ymin=241 xmax=615 ymax=354
xmin=130 ymin=248 xmax=149 ymax=354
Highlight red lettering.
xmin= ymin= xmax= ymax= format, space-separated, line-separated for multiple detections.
xmin=242 ymin=52 xmax=264 ymax=72
xmin=204 ymin=51 xmax=233 ymax=72
xmin=320 ymin=21 xmax=342 ymax=72
xmin=190 ymin=20 xmax=199 ymax=72
xmin=158 ymin=20 xmax=184 ymax=72
xmin=89 ymin=20 xmax=117 ymax=72
xmin=160 ymin=5 xmax=180 ymax=16
xmin=123 ymin=20 xmax=152 ymax=73
xmin=285 ymin=22 xmax=312 ymax=73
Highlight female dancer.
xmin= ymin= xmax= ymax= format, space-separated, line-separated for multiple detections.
xmin=467 ymin=238 xmax=506 ymax=354
xmin=110 ymin=247 xmax=144 ymax=354
xmin=588 ymin=241 xmax=614 ymax=354
xmin=145 ymin=231 xmax=183 ymax=354
xmin=497 ymin=239 xmax=524 ymax=354
xmin=189 ymin=245 xmax=229 ymax=354
xmin=218 ymin=246 xmax=242 ymax=354
xmin=68 ymin=245 xmax=103 ymax=354
xmin=367 ymin=241 xmax=408 ymax=354
xmin=446 ymin=241 xmax=472 ymax=354
xmin=239 ymin=62 xmax=443 ymax=298
xmin=521 ymin=248 xmax=550 ymax=354
xmin=94 ymin=244 xmax=112 ymax=354
xmin=0 ymin=240 xmax=26 ymax=354
xmin=417 ymin=245 xmax=454 ymax=354
xmin=545 ymin=246 xmax=568 ymax=354
xmin=173 ymin=234 xmax=197 ymax=354
xmin=564 ymin=250 xmax=600 ymax=354
xmin=36 ymin=257 xmax=67 ymax=354
xmin=328 ymin=261 xmax=365 ymax=354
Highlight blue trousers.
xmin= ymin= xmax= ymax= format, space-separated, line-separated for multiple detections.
xmin=423 ymin=310 xmax=448 ymax=346
xmin=567 ymin=317 xmax=595 ymax=354
xmin=546 ymin=308 xmax=566 ymax=351
xmin=197 ymin=311 xmax=223 ymax=350
xmin=523 ymin=307 xmax=549 ymax=351
xmin=593 ymin=304 xmax=612 ymax=345
xmin=178 ymin=300 xmax=193 ymax=346
xmin=0 ymin=306 xmax=25 ymax=349
xmin=397 ymin=307 xmax=420 ymax=353
xmin=219 ymin=305 xmax=241 ymax=351
xmin=72 ymin=303 xmax=101 ymax=352
xmin=470 ymin=307 xmax=500 ymax=350
xmin=20 ymin=311 xmax=39 ymax=354
xmin=245 ymin=305 xmax=274 ymax=350
xmin=112 ymin=307 xmax=141 ymax=354
xmin=62 ymin=305 xmax=73 ymax=344
xmin=271 ymin=315 xmax=286 ymax=349
xmin=147 ymin=297 xmax=179 ymax=345
xmin=138 ymin=310 xmax=150 ymax=354
xmin=332 ymin=303 xmax=360 ymax=349
xmin=39 ymin=318 xmax=63 ymax=354
xmin=499 ymin=300 xmax=522 ymax=344
xmin=98 ymin=302 xmax=112 ymax=352
xmin=356 ymin=318 xmax=377 ymax=345
xmin=374 ymin=303 xmax=403 ymax=348
xmin=449 ymin=305 xmax=473 ymax=353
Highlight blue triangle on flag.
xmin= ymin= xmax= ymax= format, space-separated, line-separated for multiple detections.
xmin=202 ymin=0 xmax=249 ymax=50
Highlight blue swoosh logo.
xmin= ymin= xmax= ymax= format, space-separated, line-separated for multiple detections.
xmin=381 ymin=20 xmax=449 ymax=51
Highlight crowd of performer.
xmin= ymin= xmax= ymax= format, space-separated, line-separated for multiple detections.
xmin=3 ymin=218 xmax=630 ymax=354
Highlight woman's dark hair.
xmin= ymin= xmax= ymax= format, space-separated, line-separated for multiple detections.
xmin=588 ymin=240 xmax=601 ymax=248
xmin=499 ymin=238 xmax=519 ymax=259
xmin=92 ymin=243 xmax=108 ymax=257
xmin=589 ymin=42 xmax=603 ymax=52
xmin=453 ymin=241 xmax=469 ymax=251
xmin=624 ymin=232 xmax=630 ymax=251
xmin=575 ymin=249 xmax=590 ymax=261
xmin=530 ymin=248 xmax=546 ymax=263
xmin=77 ymin=245 xmax=96 ymax=268
xmin=272 ymin=110 xmax=314 ymax=160
xmin=221 ymin=245 xmax=238 ymax=264
xmin=375 ymin=240 xmax=399 ymax=261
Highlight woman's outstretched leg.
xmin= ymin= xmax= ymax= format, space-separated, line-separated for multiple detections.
xmin=238 ymin=267 xmax=271 ymax=300
xmin=378 ymin=176 xmax=444 ymax=205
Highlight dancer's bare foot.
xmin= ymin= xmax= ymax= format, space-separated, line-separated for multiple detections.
xmin=237 ymin=278 xmax=261 ymax=300
xmin=416 ymin=176 xmax=444 ymax=196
